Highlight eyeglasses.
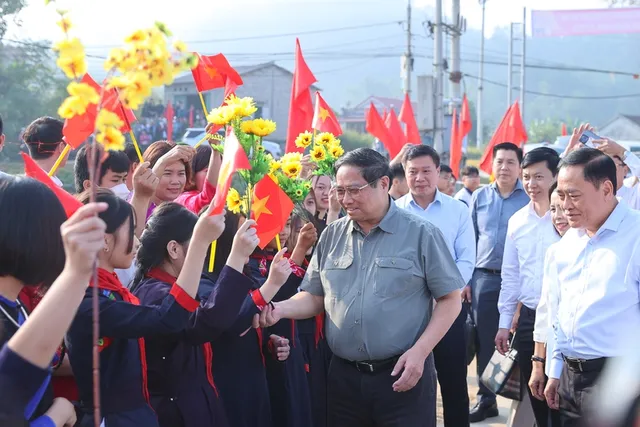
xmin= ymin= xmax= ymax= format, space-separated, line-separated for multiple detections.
xmin=333 ymin=178 xmax=380 ymax=199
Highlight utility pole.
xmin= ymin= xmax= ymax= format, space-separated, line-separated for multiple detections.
xmin=507 ymin=9 xmax=526 ymax=117
xmin=433 ymin=0 xmax=444 ymax=152
xmin=476 ymin=0 xmax=486 ymax=147
xmin=520 ymin=7 xmax=526 ymax=123
xmin=403 ymin=0 xmax=413 ymax=96
xmin=450 ymin=0 xmax=462 ymax=101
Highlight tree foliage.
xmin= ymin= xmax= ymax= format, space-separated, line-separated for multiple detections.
xmin=340 ymin=130 xmax=374 ymax=152
xmin=527 ymin=118 xmax=579 ymax=144
xmin=0 ymin=0 xmax=26 ymax=39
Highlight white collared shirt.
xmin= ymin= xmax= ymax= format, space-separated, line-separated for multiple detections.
xmin=454 ymin=187 xmax=473 ymax=207
xmin=498 ymin=202 xmax=560 ymax=329
xmin=547 ymin=202 xmax=640 ymax=379
xmin=534 ymin=242 xmax=561 ymax=376
xmin=396 ymin=189 xmax=476 ymax=285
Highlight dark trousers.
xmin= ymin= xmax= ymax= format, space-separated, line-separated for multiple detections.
xmin=433 ymin=305 xmax=470 ymax=427
xmin=558 ymin=359 xmax=606 ymax=427
xmin=327 ymin=354 xmax=437 ymax=427
xmin=516 ymin=306 xmax=561 ymax=427
xmin=470 ymin=268 xmax=501 ymax=404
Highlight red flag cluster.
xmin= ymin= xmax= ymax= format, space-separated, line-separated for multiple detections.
xmin=478 ymin=101 xmax=527 ymax=175
xmin=449 ymin=95 xmax=472 ymax=177
xmin=365 ymin=95 xmax=420 ymax=159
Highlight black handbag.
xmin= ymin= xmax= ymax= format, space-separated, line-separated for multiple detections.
xmin=463 ymin=303 xmax=476 ymax=366
xmin=480 ymin=333 xmax=522 ymax=401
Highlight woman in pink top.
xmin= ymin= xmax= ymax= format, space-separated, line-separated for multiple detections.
xmin=175 ymin=144 xmax=221 ymax=214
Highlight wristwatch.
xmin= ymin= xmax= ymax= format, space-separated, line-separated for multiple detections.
xmin=531 ymin=355 xmax=545 ymax=364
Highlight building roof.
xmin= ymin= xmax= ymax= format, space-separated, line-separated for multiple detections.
xmin=171 ymin=61 xmax=320 ymax=91
xmin=620 ymin=114 xmax=640 ymax=127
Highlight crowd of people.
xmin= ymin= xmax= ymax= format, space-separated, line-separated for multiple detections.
xmin=0 ymin=110 xmax=639 ymax=427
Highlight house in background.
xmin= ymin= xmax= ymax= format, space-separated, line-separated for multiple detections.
xmin=165 ymin=61 xmax=320 ymax=143
xmin=340 ymin=95 xmax=416 ymax=134
xmin=599 ymin=114 xmax=640 ymax=141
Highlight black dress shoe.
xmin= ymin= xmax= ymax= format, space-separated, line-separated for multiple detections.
xmin=469 ymin=400 xmax=499 ymax=423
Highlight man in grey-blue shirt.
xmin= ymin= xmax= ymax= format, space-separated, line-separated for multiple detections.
xmin=469 ymin=142 xmax=530 ymax=422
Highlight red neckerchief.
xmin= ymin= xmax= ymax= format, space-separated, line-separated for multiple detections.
xmin=145 ymin=268 xmax=218 ymax=397
xmin=314 ymin=313 xmax=325 ymax=349
xmin=91 ymin=268 xmax=149 ymax=403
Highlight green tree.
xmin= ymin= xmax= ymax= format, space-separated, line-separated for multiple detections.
xmin=527 ymin=118 xmax=578 ymax=144
xmin=0 ymin=0 xmax=26 ymax=39
xmin=340 ymin=130 xmax=374 ymax=152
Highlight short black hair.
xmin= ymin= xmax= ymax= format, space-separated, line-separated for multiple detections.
xmin=493 ymin=142 xmax=523 ymax=164
xmin=549 ymin=182 xmax=558 ymax=201
xmin=78 ymin=188 xmax=135 ymax=253
xmin=185 ymin=144 xmax=212 ymax=192
xmin=74 ymin=145 xmax=130 ymax=194
xmin=0 ymin=176 xmax=66 ymax=288
xmin=440 ymin=165 xmax=453 ymax=175
xmin=559 ymin=148 xmax=617 ymax=195
xmin=335 ymin=147 xmax=391 ymax=185
xmin=461 ymin=166 xmax=479 ymax=178
xmin=123 ymin=142 xmax=140 ymax=165
xmin=522 ymin=147 xmax=561 ymax=177
xmin=22 ymin=117 xmax=64 ymax=160
xmin=403 ymin=144 xmax=441 ymax=168
xmin=389 ymin=163 xmax=405 ymax=181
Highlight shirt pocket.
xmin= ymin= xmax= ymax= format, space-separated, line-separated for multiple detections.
xmin=373 ymin=257 xmax=422 ymax=298
xmin=321 ymin=256 xmax=354 ymax=299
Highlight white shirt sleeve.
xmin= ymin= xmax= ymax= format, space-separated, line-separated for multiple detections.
xmin=454 ymin=208 xmax=476 ymax=285
xmin=534 ymin=246 xmax=556 ymax=343
xmin=498 ymin=219 xmax=520 ymax=330
xmin=546 ymin=247 xmax=564 ymax=379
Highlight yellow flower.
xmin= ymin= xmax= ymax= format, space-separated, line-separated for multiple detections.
xmin=96 ymin=110 xmax=124 ymax=133
xmin=295 ymin=189 xmax=304 ymax=198
xmin=241 ymin=120 xmax=254 ymax=134
xmin=67 ymin=82 xmax=100 ymax=105
xmin=303 ymin=181 xmax=312 ymax=191
xmin=328 ymin=144 xmax=344 ymax=158
xmin=173 ymin=40 xmax=187 ymax=53
xmin=56 ymin=16 xmax=72 ymax=33
xmin=53 ymin=37 xmax=84 ymax=56
xmin=56 ymin=55 xmax=87 ymax=79
xmin=96 ymin=127 xmax=125 ymax=151
xmin=251 ymin=119 xmax=276 ymax=137
xmin=269 ymin=161 xmax=281 ymax=175
xmin=225 ymin=95 xmax=257 ymax=118
xmin=207 ymin=105 xmax=235 ymax=126
xmin=111 ymin=73 xmax=152 ymax=110
xmin=310 ymin=145 xmax=326 ymax=162
xmin=280 ymin=152 xmax=303 ymax=166
xmin=295 ymin=131 xmax=313 ymax=149
xmin=125 ymin=29 xmax=148 ymax=44
xmin=316 ymin=132 xmax=335 ymax=146
xmin=227 ymin=188 xmax=243 ymax=214
xmin=148 ymin=62 xmax=173 ymax=86
xmin=256 ymin=145 xmax=265 ymax=152
xmin=104 ymin=48 xmax=125 ymax=71
xmin=283 ymin=162 xmax=302 ymax=179
xmin=57 ymin=96 xmax=88 ymax=119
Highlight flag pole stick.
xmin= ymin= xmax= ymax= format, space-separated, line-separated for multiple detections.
xmin=208 ymin=240 xmax=217 ymax=272
xmin=275 ymin=234 xmax=282 ymax=251
xmin=48 ymin=145 xmax=71 ymax=177
xmin=198 ymin=92 xmax=208 ymax=118
xmin=128 ymin=131 xmax=144 ymax=163
xmin=194 ymin=133 xmax=209 ymax=148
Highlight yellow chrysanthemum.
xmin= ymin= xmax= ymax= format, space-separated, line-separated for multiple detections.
xmin=148 ymin=62 xmax=174 ymax=86
xmin=328 ymin=144 xmax=345 ymax=158
xmin=96 ymin=110 xmax=124 ymax=133
xmin=207 ymin=105 xmax=235 ymax=126
xmin=227 ymin=188 xmax=243 ymax=214
xmin=241 ymin=120 xmax=254 ymax=134
xmin=269 ymin=161 xmax=281 ymax=175
xmin=251 ymin=119 xmax=276 ymax=137
xmin=310 ymin=145 xmax=326 ymax=162
xmin=111 ymin=73 xmax=152 ymax=110
xmin=57 ymin=96 xmax=89 ymax=119
xmin=316 ymin=132 xmax=335 ymax=146
xmin=280 ymin=152 xmax=303 ymax=166
xmin=225 ymin=95 xmax=257 ymax=118
xmin=67 ymin=82 xmax=100 ymax=105
xmin=96 ymin=127 xmax=125 ymax=151
xmin=125 ymin=29 xmax=148 ymax=44
xmin=294 ymin=131 xmax=313 ymax=149
xmin=53 ymin=37 xmax=84 ymax=57
xmin=283 ymin=162 xmax=302 ymax=179
xmin=57 ymin=16 xmax=72 ymax=33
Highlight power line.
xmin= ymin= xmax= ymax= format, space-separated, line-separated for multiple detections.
xmin=464 ymin=72 xmax=640 ymax=99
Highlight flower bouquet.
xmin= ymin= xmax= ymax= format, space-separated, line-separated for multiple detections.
xmin=294 ymin=131 xmax=345 ymax=178
xmin=269 ymin=153 xmax=314 ymax=222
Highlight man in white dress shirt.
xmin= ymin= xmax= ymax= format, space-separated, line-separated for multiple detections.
xmin=543 ymin=148 xmax=640 ymax=426
xmin=495 ymin=147 xmax=561 ymax=427
xmin=396 ymin=144 xmax=476 ymax=427
xmin=23 ymin=117 xmax=68 ymax=187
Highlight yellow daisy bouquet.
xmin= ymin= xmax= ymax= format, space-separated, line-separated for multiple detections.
xmin=49 ymin=3 xmax=197 ymax=152
xmin=208 ymin=95 xmax=276 ymax=216
xmin=268 ymin=152 xmax=314 ymax=221
xmin=294 ymin=131 xmax=345 ymax=178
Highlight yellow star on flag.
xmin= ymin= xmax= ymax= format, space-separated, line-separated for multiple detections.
xmin=319 ymin=107 xmax=331 ymax=122
xmin=205 ymin=66 xmax=219 ymax=79
xmin=251 ymin=194 xmax=273 ymax=221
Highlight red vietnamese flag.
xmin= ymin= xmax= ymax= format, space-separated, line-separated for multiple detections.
xmin=285 ymin=39 xmax=317 ymax=153
xmin=22 ymin=153 xmax=82 ymax=217
xmin=210 ymin=128 xmax=251 ymax=215
xmin=366 ymin=103 xmax=396 ymax=156
xmin=191 ymin=53 xmax=243 ymax=98
xmin=479 ymin=101 xmax=527 ymax=175
xmin=311 ymin=92 xmax=342 ymax=136
xmin=561 ymin=122 xmax=568 ymax=136
xmin=382 ymin=108 xmax=388 ymax=122
xmin=62 ymin=74 xmax=101 ymax=149
xmin=251 ymin=175 xmax=295 ymax=250
xmin=449 ymin=109 xmax=462 ymax=177
xmin=165 ymin=102 xmax=174 ymax=141
xmin=399 ymin=93 xmax=421 ymax=144
xmin=101 ymin=87 xmax=136 ymax=133
xmin=459 ymin=94 xmax=472 ymax=140
xmin=384 ymin=109 xmax=407 ymax=159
